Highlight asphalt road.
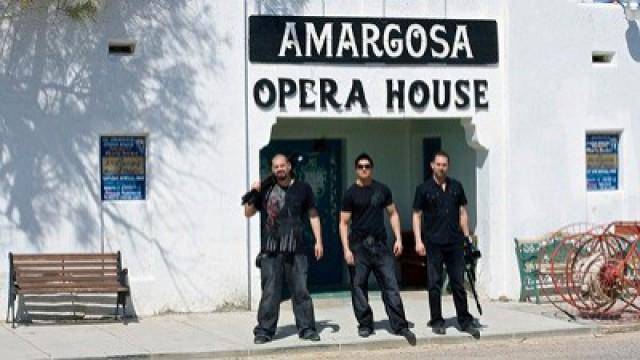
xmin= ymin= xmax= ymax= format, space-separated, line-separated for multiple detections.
xmin=219 ymin=331 xmax=640 ymax=360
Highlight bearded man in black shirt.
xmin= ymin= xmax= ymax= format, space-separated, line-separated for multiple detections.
xmin=339 ymin=153 xmax=414 ymax=342
xmin=244 ymin=154 xmax=324 ymax=344
xmin=412 ymin=151 xmax=480 ymax=338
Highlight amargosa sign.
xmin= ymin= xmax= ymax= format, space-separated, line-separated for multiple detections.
xmin=249 ymin=15 xmax=498 ymax=65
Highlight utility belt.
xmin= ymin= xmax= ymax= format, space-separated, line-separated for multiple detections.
xmin=349 ymin=232 xmax=388 ymax=259
xmin=350 ymin=231 xmax=386 ymax=246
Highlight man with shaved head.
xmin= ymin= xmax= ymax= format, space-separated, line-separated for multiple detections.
xmin=244 ymin=153 xmax=324 ymax=344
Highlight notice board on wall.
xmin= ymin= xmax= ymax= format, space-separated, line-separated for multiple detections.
xmin=100 ymin=136 xmax=146 ymax=201
xmin=586 ymin=134 xmax=618 ymax=191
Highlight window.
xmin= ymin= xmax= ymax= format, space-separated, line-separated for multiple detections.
xmin=586 ymin=133 xmax=619 ymax=191
xmin=592 ymin=51 xmax=615 ymax=65
xmin=108 ymin=40 xmax=136 ymax=56
xmin=100 ymin=135 xmax=147 ymax=201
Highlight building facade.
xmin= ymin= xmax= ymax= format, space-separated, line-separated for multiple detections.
xmin=1 ymin=0 xmax=638 ymax=315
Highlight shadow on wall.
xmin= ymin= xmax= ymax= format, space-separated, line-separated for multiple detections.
xmin=626 ymin=21 xmax=640 ymax=61
xmin=13 ymin=293 xmax=138 ymax=325
xmin=256 ymin=0 xmax=309 ymax=15
xmin=0 ymin=0 xmax=227 ymax=255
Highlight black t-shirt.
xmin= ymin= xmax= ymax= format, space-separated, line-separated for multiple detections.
xmin=256 ymin=180 xmax=315 ymax=253
xmin=412 ymin=177 xmax=467 ymax=245
xmin=341 ymin=180 xmax=393 ymax=242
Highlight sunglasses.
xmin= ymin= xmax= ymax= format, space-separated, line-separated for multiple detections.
xmin=356 ymin=164 xmax=372 ymax=170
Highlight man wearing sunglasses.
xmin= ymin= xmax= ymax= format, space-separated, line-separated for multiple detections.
xmin=339 ymin=153 xmax=415 ymax=343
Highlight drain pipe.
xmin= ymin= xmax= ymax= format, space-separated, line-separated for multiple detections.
xmin=243 ymin=0 xmax=252 ymax=311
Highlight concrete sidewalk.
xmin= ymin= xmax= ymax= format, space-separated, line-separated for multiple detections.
xmin=1 ymin=291 xmax=603 ymax=360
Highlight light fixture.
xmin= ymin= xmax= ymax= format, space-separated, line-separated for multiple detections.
xmin=619 ymin=0 xmax=640 ymax=21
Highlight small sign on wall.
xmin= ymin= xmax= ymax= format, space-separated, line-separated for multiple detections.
xmin=586 ymin=133 xmax=619 ymax=191
xmin=100 ymin=135 xmax=146 ymax=201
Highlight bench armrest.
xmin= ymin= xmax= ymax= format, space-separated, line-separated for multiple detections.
xmin=118 ymin=268 xmax=130 ymax=290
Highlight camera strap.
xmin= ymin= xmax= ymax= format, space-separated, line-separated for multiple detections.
xmin=464 ymin=261 xmax=483 ymax=315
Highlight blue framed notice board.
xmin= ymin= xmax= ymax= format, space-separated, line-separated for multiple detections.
xmin=100 ymin=136 xmax=146 ymax=201
xmin=586 ymin=134 xmax=618 ymax=191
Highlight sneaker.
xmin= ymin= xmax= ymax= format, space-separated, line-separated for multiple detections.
xmin=396 ymin=328 xmax=417 ymax=346
xmin=461 ymin=324 xmax=480 ymax=339
xmin=300 ymin=329 xmax=321 ymax=342
xmin=253 ymin=335 xmax=271 ymax=344
xmin=358 ymin=327 xmax=374 ymax=338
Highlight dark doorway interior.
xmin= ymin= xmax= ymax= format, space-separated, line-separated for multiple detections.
xmin=423 ymin=137 xmax=442 ymax=181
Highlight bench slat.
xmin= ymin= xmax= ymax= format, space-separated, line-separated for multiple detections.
xmin=17 ymin=275 xmax=119 ymax=283
xmin=14 ymin=261 xmax=118 ymax=268
xmin=12 ymin=253 xmax=119 ymax=262
xmin=14 ymin=263 xmax=118 ymax=272
xmin=18 ymin=281 xmax=125 ymax=290
xmin=17 ymin=287 xmax=128 ymax=294
xmin=16 ymin=269 xmax=120 ymax=276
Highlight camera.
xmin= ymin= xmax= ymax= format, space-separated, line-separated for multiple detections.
xmin=241 ymin=175 xmax=276 ymax=206
xmin=464 ymin=236 xmax=481 ymax=263
xmin=255 ymin=252 xmax=268 ymax=268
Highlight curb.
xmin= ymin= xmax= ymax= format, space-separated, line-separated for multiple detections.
xmin=56 ymin=326 xmax=603 ymax=360
xmin=598 ymin=322 xmax=640 ymax=334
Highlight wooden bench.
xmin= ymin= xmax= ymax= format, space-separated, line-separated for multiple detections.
xmin=7 ymin=252 xmax=129 ymax=327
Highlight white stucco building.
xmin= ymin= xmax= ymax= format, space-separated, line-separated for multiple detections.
xmin=1 ymin=0 xmax=639 ymax=316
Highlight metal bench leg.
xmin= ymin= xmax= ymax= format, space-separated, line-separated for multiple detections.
xmin=11 ymin=297 xmax=16 ymax=328
xmin=115 ymin=294 xmax=121 ymax=320
xmin=116 ymin=292 xmax=128 ymax=322
xmin=7 ymin=252 xmax=14 ymax=325
xmin=122 ymin=294 xmax=128 ymax=323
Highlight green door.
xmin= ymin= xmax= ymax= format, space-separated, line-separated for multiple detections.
xmin=260 ymin=139 xmax=344 ymax=290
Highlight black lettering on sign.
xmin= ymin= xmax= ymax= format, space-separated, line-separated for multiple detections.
xmin=345 ymin=80 xmax=367 ymax=110
xmin=320 ymin=78 xmax=340 ymax=110
xmin=299 ymin=78 xmax=316 ymax=109
xmin=278 ymin=78 xmax=296 ymax=109
xmin=386 ymin=79 xmax=405 ymax=110
xmin=409 ymin=80 xmax=429 ymax=108
xmin=385 ymin=78 xmax=489 ymax=112
xmin=474 ymin=79 xmax=489 ymax=110
xmin=455 ymin=80 xmax=470 ymax=109
xmin=254 ymin=78 xmax=276 ymax=108
xmin=433 ymin=80 xmax=451 ymax=110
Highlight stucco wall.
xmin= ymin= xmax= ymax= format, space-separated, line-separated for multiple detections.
xmin=0 ymin=1 xmax=249 ymax=315
xmin=503 ymin=1 xmax=640 ymax=296
xmin=4 ymin=0 xmax=634 ymax=313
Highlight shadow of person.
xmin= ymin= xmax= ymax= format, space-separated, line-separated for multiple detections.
xmin=272 ymin=320 xmax=340 ymax=341
xmin=443 ymin=317 xmax=484 ymax=339
xmin=272 ymin=324 xmax=298 ymax=340
xmin=317 ymin=320 xmax=341 ymax=334
xmin=373 ymin=319 xmax=417 ymax=345
xmin=626 ymin=21 xmax=640 ymax=62
xmin=373 ymin=319 xmax=416 ymax=333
